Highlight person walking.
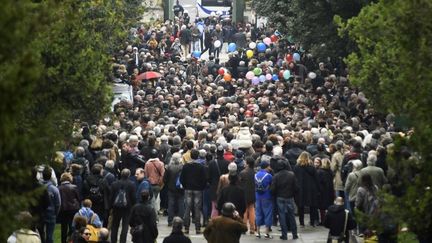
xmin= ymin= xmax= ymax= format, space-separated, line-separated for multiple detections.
xmin=180 ymin=149 xmax=207 ymax=234
xmin=144 ymin=149 xmax=165 ymax=217
xmin=270 ymin=160 xmax=299 ymax=240
xmin=204 ymin=202 xmax=248 ymax=243
xmin=217 ymin=174 xmax=246 ymax=218
xmin=42 ymin=166 xmax=61 ymax=243
xmin=129 ymin=190 xmax=158 ymax=243
xmin=58 ymin=173 xmax=80 ymax=243
xmin=163 ymin=152 xmax=185 ymax=226
xmin=238 ymin=157 xmax=256 ymax=234
xmin=110 ymin=169 xmax=136 ymax=243
xmin=317 ymin=158 xmax=335 ymax=225
xmin=344 ymin=160 xmax=363 ymax=212
xmin=254 ymin=161 xmax=273 ymax=239
xmin=208 ymin=146 xmax=229 ymax=217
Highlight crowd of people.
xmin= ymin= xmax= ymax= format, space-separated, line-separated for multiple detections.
xmin=9 ymin=8 xmax=404 ymax=243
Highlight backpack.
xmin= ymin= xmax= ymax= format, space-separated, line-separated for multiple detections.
xmin=255 ymin=173 xmax=270 ymax=194
xmin=113 ymin=186 xmax=128 ymax=208
xmin=366 ymin=190 xmax=379 ymax=215
xmin=87 ymin=214 xmax=101 ymax=243
xmin=88 ymin=182 xmax=103 ymax=204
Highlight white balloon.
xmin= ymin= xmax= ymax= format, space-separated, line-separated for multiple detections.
xmin=214 ymin=40 xmax=221 ymax=48
xmin=308 ymin=72 xmax=317 ymax=79
xmin=249 ymin=42 xmax=256 ymax=49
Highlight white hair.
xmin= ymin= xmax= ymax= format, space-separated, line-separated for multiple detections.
xmin=367 ymin=154 xmax=377 ymax=166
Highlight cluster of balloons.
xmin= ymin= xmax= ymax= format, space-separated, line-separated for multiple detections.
xmin=218 ymin=68 xmax=232 ymax=82
xmin=245 ymin=69 xmax=281 ymax=85
xmin=285 ymin=53 xmax=301 ymax=62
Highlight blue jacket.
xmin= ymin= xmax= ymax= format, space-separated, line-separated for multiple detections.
xmin=44 ymin=181 xmax=61 ymax=220
xmin=73 ymin=207 xmax=102 ymax=228
xmin=255 ymin=170 xmax=273 ymax=200
xmin=136 ymin=178 xmax=153 ymax=203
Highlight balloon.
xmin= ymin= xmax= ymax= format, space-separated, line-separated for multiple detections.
xmin=283 ymin=70 xmax=291 ymax=80
xmin=228 ymin=43 xmax=237 ymax=52
xmin=293 ymin=52 xmax=301 ymax=62
xmin=259 ymin=75 xmax=266 ymax=83
xmin=246 ymin=50 xmax=254 ymax=58
xmin=286 ymin=54 xmax=293 ymax=62
xmin=308 ymin=72 xmax=317 ymax=79
xmin=192 ymin=50 xmax=201 ymax=58
xmin=263 ymin=37 xmax=271 ymax=46
xmin=224 ymin=73 xmax=232 ymax=81
xmin=214 ymin=40 xmax=221 ymax=48
xmin=270 ymin=35 xmax=278 ymax=43
xmin=246 ymin=71 xmax=255 ymax=80
xmin=253 ymin=67 xmax=262 ymax=76
xmin=257 ymin=43 xmax=266 ymax=53
xmin=251 ymin=77 xmax=260 ymax=85
xmin=265 ymin=74 xmax=272 ymax=81
xmin=218 ymin=68 xmax=225 ymax=75
xmin=272 ymin=74 xmax=279 ymax=81
xmin=249 ymin=42 xmax=256 ymax=49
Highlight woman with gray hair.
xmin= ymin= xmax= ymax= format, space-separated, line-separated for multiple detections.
xmin=344 ymin=159 xmax=363 ymax=212
xmin=163 ymin=153 xmax=185 ymax=226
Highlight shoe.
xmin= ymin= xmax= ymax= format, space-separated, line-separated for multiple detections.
xmin=264 ymin=233 xmax=273 ymax=239
xmin=255 ymin=233 xmax=261 ymax=238
xmin=279 ymin=236 xmax=287 ymax=240
xmin=293 ymin=235 xmax=299 ymax=239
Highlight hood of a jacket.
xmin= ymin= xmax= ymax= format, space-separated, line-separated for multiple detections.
xmin=328 ymin=204 xmax=345 ymax=214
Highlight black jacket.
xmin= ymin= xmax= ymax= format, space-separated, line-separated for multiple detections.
xmin=270 ymin=169 xmax=298 ymax=199
xmin=238 ymin=167 xmax=255 ymax=204
xmin=58 ymin=181 xmax=80 ymax=212
xmin=317 ymin=168 xmax=335 ymax=210
xmin=293 ymin=165 xmax=320 ymax=207
xmin=163 ymin=164 xmax=184 ymax=193
xmin=180 ymin=161 xmax=207 ymax=191
xmin=323 ymin=204 xmax=356 ymax=237
xmin=110 ymin=179 xmax=136 ymax=209
xmin=208 ymin=159 xmax=229 ymax=200
xmin=162 ymin=231 xmax=192 ymax=243
xmin=83 ymin=174 xmax=109 ymax=213
xmin=129 ymin=202 xmax=158 ymax=243
xmin=217 ymin=184 xmax=246 ymax=218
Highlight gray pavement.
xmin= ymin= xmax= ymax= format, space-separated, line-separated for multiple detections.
xmin=118 ymin=215 xmax=355 ymax=243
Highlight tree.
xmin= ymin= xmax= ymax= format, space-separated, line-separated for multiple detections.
xmin=339 ymin=0 xmax=432 ymax=240
xmin=0 ymin=0 xmax=143 ymax=239
xmin=252 ymin=0 xmax=372 ymax=59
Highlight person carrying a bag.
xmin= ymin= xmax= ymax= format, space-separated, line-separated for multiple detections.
xmin=129 ymin=190 xmax=158 ymax=243
xmin=323 ymin=197 xmax=357 ymax=243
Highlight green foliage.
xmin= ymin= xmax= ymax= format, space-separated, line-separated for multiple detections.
xmin=339 ymin=0 xmax=432 ymax=239
xmin=252 ymin=0 xmax=372 ymax=59
xmin=0 ymin=0 xmax=144 ymax=240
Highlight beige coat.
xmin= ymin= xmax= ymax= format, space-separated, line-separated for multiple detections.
xmin=331 ymin=150 xmax=344 ymax=191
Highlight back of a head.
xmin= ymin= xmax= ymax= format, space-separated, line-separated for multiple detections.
xmin=75 ymin=146 xmax=85 ymax=157
xmin=73 ymin=216 xmax=88 ymax=230
xmin=42 ymin=166 xmax=52 ymax=181
xmin=91 ymin=163 xmax=103 ymax=175
xmin=245 ymin=156 xmax=255 ymax=168
xmin=186 ymin=140 xmax=194 ymax=150
xmin=265 ymin=141 xmax=273 ymax=152
xmin=99 ymin=228 xmax=109 ymax=241
xmin=83 ymin=199 xmax=92 ymax=208
xmin=172 ymin=216 xmax=184 ymax=232
xmin=334 ymin=197 xmax=344 ymax=206
xmin=221 ymin=202 xmax=236 ymax=217
xmin=367 ymin=154 xmax=377 ymax=166
xmin=141 ymin=190 xmax=150 ymax=202
xmin=105 ymin=160 xmax=115 ymax=169
xmin=352 ymin=159 xmax=363 ymax=171
xmin=121 ymin=168 xmax=131 ymax=179
xmin=16 ymin=211 xmax=33 ymax=229
xmin=190 ymin=149 xmax=199 ymax=160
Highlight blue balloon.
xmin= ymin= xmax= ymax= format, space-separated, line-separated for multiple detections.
xmin=293 ymin=52 xmax=301 ymax=62
xmin=259 ymin=75 xmax=266 ymax=83
xmin=228 ymin=43 xmax=237 ymax=52
xmin=283 ymin=70 xmax=291 ymax=80
xmin=252 ymin=77 xmax=260 ymax=85
xmin=192 ymin=50 xmax=201 ymax=58
xmin=272 ymin=74 xmax=279 ymax=81
xmin=257 ymin=43 xmax=266 ymax=53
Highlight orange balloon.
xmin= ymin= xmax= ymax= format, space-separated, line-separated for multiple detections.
xmin=224 ymin=73 xmax=232 ymax=81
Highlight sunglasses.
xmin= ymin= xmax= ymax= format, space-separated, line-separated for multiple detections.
xmin=83 ymin=232 xmax=92 ymax=236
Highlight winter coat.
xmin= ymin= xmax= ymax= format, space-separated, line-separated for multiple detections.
xmin=129 ymin=202 xmax=158 ymax=243
xmin=285 ymin=147 xmax=304 ymax=168
xmin=331 ymin=151 xmax=344 ymax=191
xmin=234 ymin=127 xmax=252 ymax=149
xmin=360 ymin=166 xmax=387 ymax=189
xmin=180 ymin=161 xmax=207 ymax=191
xmin=204 ymin=216 xmax=247 ymax=243
xmin=270 ymin=169 xmax=298 ymax=199
xmin=208 ymin=159 xmax=229 ymax=200
xmin=163 ymin=163 xmax=184 ymax=193
xmin=73 ymin=207 xmax=102 ymax=228
xmin=58 ymin=181 xmax=80 ymax=212
xmin=110 ymin=179 xmax=137 ymax=210
xmin=293 ymin=165 xmax=319 ymax=207
xmin=344 ymin=170 xmax=361 ymax=202
xmin=83 ymin=174 xmax=109 ymax=215
xmin=217 ymin=184 xmax=246 ymax=218
xmin=144 ymin=158 xmax=165 ymax=186
xmin=43 ymin=181 xmax=61 ymax=221
xmin=323 ymin=205 xmax=356 ymax=238
xmin=7 ymin=229 xmax=41 ymax=243
xmin=316 ymin=168 xmax=335 ymax=210
xmin=162 ymin=231 xmax=191 ymax=243
xmin=238 ymin=167 xmax=256 ymax=205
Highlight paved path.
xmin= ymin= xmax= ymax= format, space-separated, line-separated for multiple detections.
xmin=118 ymin=215 xmax=360 ymax=243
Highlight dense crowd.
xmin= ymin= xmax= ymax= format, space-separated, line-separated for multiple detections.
xmin=9 ymin=9 xmax=402 ymax=243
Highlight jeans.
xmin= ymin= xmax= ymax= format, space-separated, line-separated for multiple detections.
xmin=184 ymin=190 xmax=203 ymax=230
xmin=59 ymin=210 xmax=76 ymax=243
xmin=152 ymin=185 xmax=162 ymax=218
xmin=277 ymin=197 xmax=297 ymax=238
xmin=168 ymin=191 xmax=184 ymax=224
xmin=255 ymin=198 xmax=273 ymax=227
xmin=202 ymin=188 xmax=211 ymax=225
xmin=298 ymin=206 xmax=319 ymax=226
xmin=44 ymin=220 xmax=56 ymax=243
xmin=111 ymin=208 xmax=131 ymax=243
xmin=243 ymin=203 xmax=256 ymax=233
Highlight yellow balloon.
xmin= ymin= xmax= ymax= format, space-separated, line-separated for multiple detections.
xmin=246 ymin=50 xmax=254 ymax=58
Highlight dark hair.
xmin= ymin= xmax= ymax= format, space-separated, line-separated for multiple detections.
xmin=245 ymin=156 xmax=255 ymax=168
xmin=91 ymin=164 xmax=103 ymax=175
xmin=42 ymin=166 xmax=52 ymax=181
xmin=190 ymin=149 xmax=199 ymax=160
xmin=228 ymin=174 xmax=238 ymax=184
xmin=186 ymin=140 xmax=194 ymax=150
xmin=74 ymin=216 xmax=87 ymax=230
xmin=141 ymin=190 xmax=150 ymax=202
xmin=360 ymin=174 xmax=374 ymax=191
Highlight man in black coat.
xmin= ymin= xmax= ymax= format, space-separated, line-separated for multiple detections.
xmin=83 ymin=164 xmax=109 ymax=226
xmin=207 ymin=147 xmax=229 ymax=216
xmin=239 ymin=157 xmax=256 ymax=234
xmin=163 ymin=217 xmax=192 ymax=243
xmin=217 ymin=174 xmax=246 ymax=218
xmin=180 ymin=149 xmax=207 ymax=234
xmin=110 ymin=169 xmax=137 ymax=243
xmin=270 ymin=162 xmax=299 ymax=240
xmin=323 ymin=197 xmax=356 ymax=243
